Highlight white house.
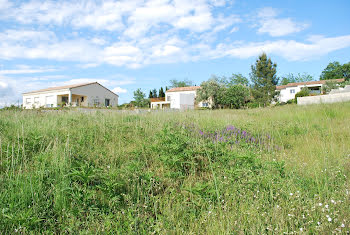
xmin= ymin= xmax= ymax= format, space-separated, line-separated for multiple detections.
xmin=22 ymin=82 xmax=119 ymax=109
xmin=150 ymin=86 xmax=210 ymax=109
xmin=276 ymin=78 xmax=344 ymax=103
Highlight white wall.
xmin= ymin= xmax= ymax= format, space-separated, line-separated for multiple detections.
xmin=279 ymin=87 xmax=301 ymax=102
xmin=23 ymin=89 xmax=70 ymax=109
xmin=22 ymin=83 xmax=119 ymax=109
xmin=279 ymin=84 xmax=323 ymax=103
xmin=71 ymin=83 xmax=118 ymax=107
xmin=297 ymin=92 xmax=350 ymax=105
xmin=166 ymin=90 xmax=197 ymax=109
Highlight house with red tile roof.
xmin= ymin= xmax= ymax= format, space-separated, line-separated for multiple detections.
xmin=22 ymin=82 xmax=118 ymax=109
xmin=276 ymin=78 xmax=344 ymax=103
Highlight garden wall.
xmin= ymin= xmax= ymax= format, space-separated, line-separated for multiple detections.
xmin=297 ymin=92 xmax=350 ymax=105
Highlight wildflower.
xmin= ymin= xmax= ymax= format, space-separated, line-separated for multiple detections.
xmin=300 ymin=228 xmax=303 ymax=231
xmin=325 ymin=204 xmax=329 ymax=209
xmin=290 ymin=193 xmax=293 ymax=196
xmin=341 ymin=223 xmax=345 ymax=228
xmin=328 ymin=217 xmax=332 ymax=222
xmin=317 ymin=222 xmax=321 ymax=226
xmin=331 ymin=199 xmax=335 ymax=204
xmin=318 ymin=203 xmax=322 ymax=206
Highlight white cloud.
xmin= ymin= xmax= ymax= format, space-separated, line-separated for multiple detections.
xmin=0 ymin=65 xmax=59 ymax=75
xmin=112 ymin=87 xmax=127 ymax=94
xmin=256 ymin=7 xmax=309 ymax=37
xmin=213 ymin=35 xmax=350 ymax=61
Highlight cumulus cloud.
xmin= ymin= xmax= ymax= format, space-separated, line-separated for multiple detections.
xmin=256 ymin=7 xmax=309 ymax=37
xmin=112 ymin=87 xmax=127 ymax=94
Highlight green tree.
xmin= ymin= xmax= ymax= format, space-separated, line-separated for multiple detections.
xmin=223 ymin=84 xmax=250 ymax=109
xmin=169 ymin=79 xmax=193 ymax=88
xmin=152 ymin=88 xmax=158 ymax=98
xmin=196 ymin=76 xmax=224 ymax=108
xmin=158 ymin=87 xmax=165 ymax=97
xmin=133 ymin=88 xmax=148 ymax=107
xmin=229 ymin=73 xmax=249 ymax=86
xmin=250 ymin=53 xmax=278 ymax=106
xmin=149 ymin=90 xmax=153 ymax=99
xmin=320 ymin=61 xmax=350 ymax=81
xmin=280 ymin=73 xmax=314 ymax=85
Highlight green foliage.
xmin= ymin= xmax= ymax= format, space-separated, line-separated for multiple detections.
xmin=0 ymin=104 xmax=350 ymax=233
xmin=294 ymin=87 xmax=310 ymax=103
xmin=197 ymin=75 xmax=250 ymax=109
xmin=223 ymin=84 xmax=250 ymax=109
xmin=158 ymin=87 xmax=165 ymax=97
xmin=152 ymin=88 xmax=158 ymax=98
xmin=322 ymin=81 xmax=340 ymax=94
xmin=169 ymin=79 xmax=193 ymax=88
xmin=133 ymin=88 xmax=149 ymax=108
xmin=196 ymin=76 xmax=224 ymax=108
xmin=229 ymin=73 xmax=250 ymax=86
xmin=280 ymin=73 xmax=314 ymax=85
xmin=320 ymin=61 xmax=350 ymax=80
xmin=250 ymin=53 xmax=279 ymax=106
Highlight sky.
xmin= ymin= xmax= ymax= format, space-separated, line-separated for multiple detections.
xmin=0 ymin=0 xmax=350 ymax=106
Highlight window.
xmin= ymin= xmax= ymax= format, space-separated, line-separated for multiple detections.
xmin=62 ymin=97 xmax=68 ymax=103
xmin=105 ymin=99 xmax=110 ymax=107
xmin=81 ymin=97 xmax=84 ymax=102
xmin=26 ymin=98 xmax=31 ymax=104
xmin=34 ymin=97 xmax=39 ymax=103
xmin=93 ymin=99 xmax=100 ymax=106
xmin=202 ymin=102 xmax=209 ymax=107
xmin=167 ymin=96 xmax=171 ymax=101
xmin=290 ymin=89 xmax=295 ymax=94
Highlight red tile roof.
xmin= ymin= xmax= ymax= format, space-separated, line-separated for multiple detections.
xmin=166 ymin=86 xmax=201 ymax=92
xmin=276 ymin=78 xmax=345 ymax=90
xmin=23 ymin=82 xmax=97 ymax=94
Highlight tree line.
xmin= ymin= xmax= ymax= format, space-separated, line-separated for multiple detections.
xmin=129 ymin=53 xmax=349 ymax=109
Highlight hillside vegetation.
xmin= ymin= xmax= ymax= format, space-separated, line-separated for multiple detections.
xmin=0 ymin=103 xmax=349 ymax=234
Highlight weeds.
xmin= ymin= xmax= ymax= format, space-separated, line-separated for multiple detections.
xmin=0 ymin=103 xmax=350 ymax=233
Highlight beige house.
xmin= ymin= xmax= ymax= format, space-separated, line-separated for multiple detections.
xmin=22 ymin=82 xmax=119 ymax=109
xmin=150 ymin=86 xmax=211 ymax=109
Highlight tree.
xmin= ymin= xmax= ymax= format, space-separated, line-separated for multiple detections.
xmin=250 ymin=53 xmax=278 ymax=106
xmin=169 ymin=79 xmax=193 ymax=88
xmin=149 ymin=90 xmax=153 ymax=99
xmin=196 ymin=76 xmax=224 ymax=108
xmin=152 ymin=88 xmax=158 ymax=98
xmin=320 ymin=61 xmax=350 ymax=81
xmin=223 ymin=84 xmax=250 ymax=109
xmin=280 ymin=73 xmax=314 ymax=85
xmin=133 ymin=88 xmax=148 ymax=107
xmin=158 ymin=87 xmax=165 ymax=97
xmin=165 ymin=86 xmax=169 ymax=91
xmin=229 ymin=73 xmax=249 ymax=86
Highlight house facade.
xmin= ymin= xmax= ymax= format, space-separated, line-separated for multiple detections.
xmin=276 ymin=79 xmax=344 ymax=103
xmin=150 ymin=86 xmax=210 ymax=109
xmin=22 ymin=82 xmax=119 ymax=109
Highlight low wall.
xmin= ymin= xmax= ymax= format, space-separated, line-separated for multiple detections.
xmin=297 ymin=92 xmax=350 ymax=105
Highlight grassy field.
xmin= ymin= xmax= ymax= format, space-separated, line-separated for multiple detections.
xmin=0 ymin=103 xmax=349 ymax=234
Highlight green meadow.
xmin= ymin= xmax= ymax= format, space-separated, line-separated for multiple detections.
xmin=0 ymin=103 xmax=349 ymax=234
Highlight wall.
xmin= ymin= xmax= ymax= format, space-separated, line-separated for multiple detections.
xmin=22 ymin=89 xmax=70 ymax=109
xmin=68 ymin=83 xmax=118 ymax=107
xmin=166 ymin=90 xmax=197 ymax=109
xmin=297 ymin=92 xmax=350 ymax=105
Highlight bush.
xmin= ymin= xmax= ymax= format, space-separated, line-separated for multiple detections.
xmin=294 ymin=87 xmax=310 ymax=101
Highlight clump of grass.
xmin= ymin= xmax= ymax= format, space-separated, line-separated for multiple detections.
xmin=0 ymin=103 xmax=349 ymax=233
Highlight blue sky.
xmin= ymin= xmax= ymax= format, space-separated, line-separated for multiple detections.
xmin=0 ymin=0 xmax=349 ymax=105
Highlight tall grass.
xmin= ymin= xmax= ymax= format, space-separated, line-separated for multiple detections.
xmin=0 ymin=103 xmax=349 ymax=233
